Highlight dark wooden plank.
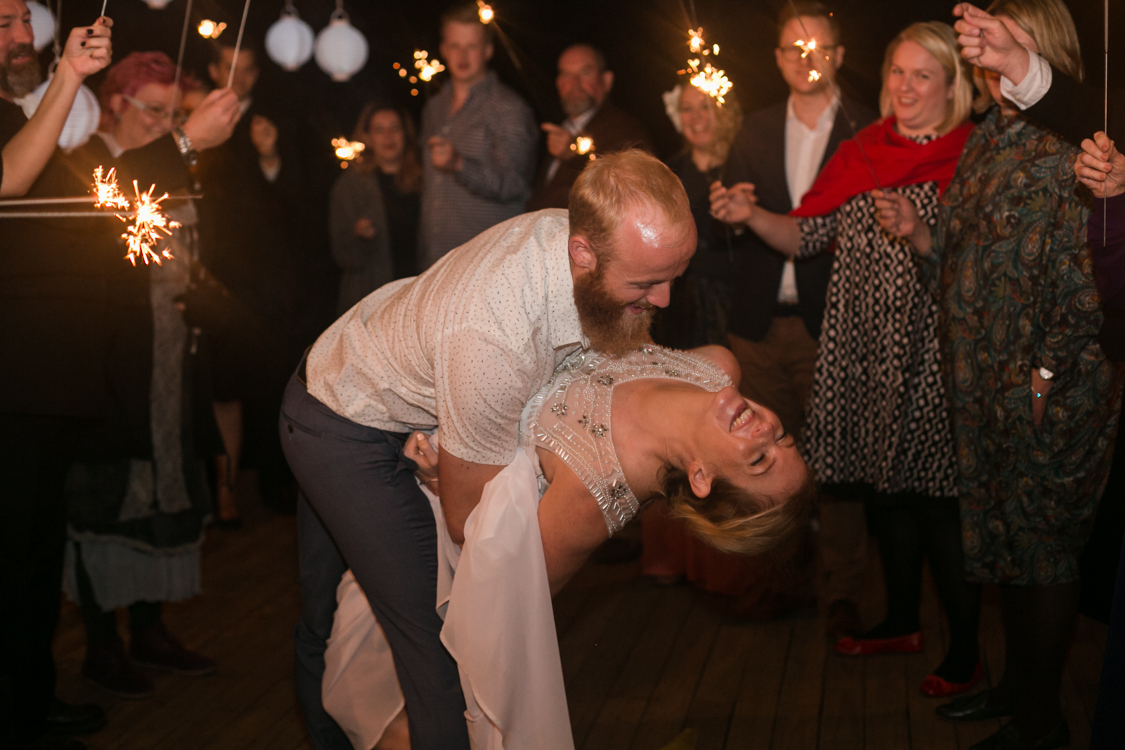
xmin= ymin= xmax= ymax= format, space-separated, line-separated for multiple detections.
xmin=769 ymin=618 xmax=825 ymax=750
xmin=819 ymin=649 xmax=864 ymax=750
xmin=725 ymin=622 xmax=790 ymax=748
xmin=864 ymin=653 xmax=910 ymax=750
xmin=685 ymin=623 xmax=758 ymax=750
xmin=581 ymin=583 xmax=696 ymax=750
xmin=628 ymin=594 xmax=724 ymax=750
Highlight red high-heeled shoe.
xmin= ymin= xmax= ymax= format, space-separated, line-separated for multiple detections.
xmin=834 ymin=630 xmax=923 ymax=656
xmin=920 ymin=661 xmax=984 ymax=697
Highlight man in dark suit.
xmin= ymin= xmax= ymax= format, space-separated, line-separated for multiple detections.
xmin=527 ymin=43 xmax=651 ymax=210
xmin=714 ymin=1 xmax=877 ymax=637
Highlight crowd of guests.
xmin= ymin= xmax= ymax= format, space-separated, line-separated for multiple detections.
xmin=0 ymin=0 xmax=1123 ymax=749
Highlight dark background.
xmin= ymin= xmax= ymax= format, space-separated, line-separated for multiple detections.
xmin=48 ymin=0 xmax=1119 ymax=161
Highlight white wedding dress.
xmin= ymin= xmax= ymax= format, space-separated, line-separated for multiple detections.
xmin=321 ymin=346 xmax=731 ymax=749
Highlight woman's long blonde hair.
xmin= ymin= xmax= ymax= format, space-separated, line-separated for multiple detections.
xmin=879 ymin=22 xmax=974 ymax=134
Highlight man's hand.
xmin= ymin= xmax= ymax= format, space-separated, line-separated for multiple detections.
xmin=249 ymin=114 xmax=278 ymax=159
xmin=952 ymin=3 xmax=1030 ymax=83
xmin=541 ymin=123 xmax=574 ymax=159
xmin=404 ymin=432 xmax=440 ymax=495
xmin=56 ymin=18 xmax=112 ymax=81
xmin=709 ymin=180 xmax=756 ymax=226
xmin=1031 ymin=369 xmax=1052 ymax=427
xmin=181 ymin=88 xmax=241 ymax=151
xmin=428 ymin=135 xmax=463 ymax=172
xmin=1075 ymin=132 xmax=1125 ymax=199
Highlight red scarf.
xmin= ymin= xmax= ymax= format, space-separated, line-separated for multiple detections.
xmin=790 ymin=116 xmax=974 ymax=218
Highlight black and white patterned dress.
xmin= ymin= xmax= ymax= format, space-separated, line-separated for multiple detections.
xmin=796 ymin=144 xmax=958 ymax=497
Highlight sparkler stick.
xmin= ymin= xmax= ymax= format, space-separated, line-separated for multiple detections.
xmin=99 ymin=0 xmax=107 ymax=19
xmin=171 ymin=0 xmax=195 ymax=108
xmin=226 ymin=0 xmax=253 ymax=90
xmin=1104 ymin=0 xmax=1109 ymax=244
xmin=0 ymin=195 xmax=201 ymax=207
xmin=0 ymin=211 xmax=136 ymax=218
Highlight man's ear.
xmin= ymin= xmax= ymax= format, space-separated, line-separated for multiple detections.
xmin=484 ymin=43 xmax=495 ymax=63
xmin=687 ymin=459 xmax=713 ymax=500
xmin=834 ymin=44 xmax=846 ymax=70
xmin=207 ymin=62 xmax=221 ymax=87
xmin=568 ymin=234 xmax=597 ymax=273
xmin=601 ymin=70 xmax=615 ymax=94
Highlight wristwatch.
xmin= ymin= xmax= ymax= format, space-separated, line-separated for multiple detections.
xmin=1038 ymin=367 xmax=1054 ymax=381
xmin=172 ymin=127 xmax=199 ymax=168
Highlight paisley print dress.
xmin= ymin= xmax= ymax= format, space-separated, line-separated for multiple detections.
xmin=926 ymin=108 xmax=1123 ymax=585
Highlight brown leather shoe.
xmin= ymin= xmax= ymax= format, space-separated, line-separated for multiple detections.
xmin=130 ymin=622 xmax=216 ymax=676
xmin=825 ymin=598 xmax=861 ymax=642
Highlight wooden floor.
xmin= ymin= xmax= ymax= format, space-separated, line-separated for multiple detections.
xmin=54 ymin=475 xmax=1108 ymax=750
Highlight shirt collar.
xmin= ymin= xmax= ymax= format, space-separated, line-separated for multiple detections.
xmin=95 ymin=131 xmax=126 ymax=158
xmin=564 ymin=104 xmax=600 ymax=135
xmin=786 ymin=93 xmax=839 ymax=132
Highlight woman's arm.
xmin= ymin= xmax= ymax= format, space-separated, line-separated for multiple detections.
xmin=535 ymin=450 xmax=611 ymax=596
xmin=1 ymin=21 xmax=112 ymax=196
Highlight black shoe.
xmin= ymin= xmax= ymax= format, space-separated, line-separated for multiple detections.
xmin=935 ymin=688 xmax=1014 ymax=722
xmin=967 ymin=721 xmax=1069 ymax=750
xmin=44 ymin=698 xmax=106 ymax=736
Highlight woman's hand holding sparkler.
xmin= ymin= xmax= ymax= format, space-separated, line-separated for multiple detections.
xmin=872 ymin=189 xmax=932 ymax=255
xmin=1075 ymin=132 xmax=1125 ymax=199
xmin=952 ymin=3 xmax=1030 ymax=84
xmin=181 ymin=89 xmax=242 ymax=151
xmin=708 ymin=180 xmax=756 ymax=226
xmin=59 ymin=17 xmax=113 ymax=80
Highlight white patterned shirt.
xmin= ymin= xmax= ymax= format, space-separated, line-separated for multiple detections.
xmin=307 ymin=210 xmax=588 ymax=466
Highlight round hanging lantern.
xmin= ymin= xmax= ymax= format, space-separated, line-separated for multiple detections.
xmin=141 ymin=0 xmax=174 ymax=9
xmin=315 ymin=6 xmax=367 ymax=82
xmin=266 ymin=5 xmax=315 ymax=71
xmin=27 ymin=1 xmax=55 ymax=52
xmin=18 ymin=79 xmax=101 ymax=151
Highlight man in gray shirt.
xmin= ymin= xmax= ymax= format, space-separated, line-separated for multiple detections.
xmin=418 ymin=2 xmax=538 ymax=269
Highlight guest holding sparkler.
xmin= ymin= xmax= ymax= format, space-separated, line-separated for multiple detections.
xmin=329 ymin=102 xmax=421 ymax=313
xmin=0 ymin=6 xmax=240 ymax=746
xmin=527 ymin=43 xmax=651 ymax=211
xmin=874 ymin=3 xmax=1122 ymax=746
xmin=712 ymin=21 xmax=981 ymax=696
xmin=58 ymin=51 xmax=221 ymax=702
xmin=691 ymin=2 xmax=876 ymax=629
xmin=418 ymin=2 xmax=537 ymax=269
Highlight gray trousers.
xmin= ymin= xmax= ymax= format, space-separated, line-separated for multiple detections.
xmin=279 ymin=369 xmax=470 ymax=750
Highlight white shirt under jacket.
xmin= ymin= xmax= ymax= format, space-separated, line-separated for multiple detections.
xmin=306 ymin=209 xmax=588 ymax=465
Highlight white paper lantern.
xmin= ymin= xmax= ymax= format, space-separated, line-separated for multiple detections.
xmin=27 ymin=1 xmax=55 ymax=52
xmin=17 ymin=79 xmax=101 ymax=151
xmin=266 ymin=6 xmax=315 ymax=72
xmin=142 ymin=0 xmax=175 ymax=8
xmin=315 ymin=8 xmax=368 ymax=82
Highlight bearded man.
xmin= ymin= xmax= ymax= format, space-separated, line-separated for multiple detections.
xmin=279 ymin=148 xmax=695 ymax=750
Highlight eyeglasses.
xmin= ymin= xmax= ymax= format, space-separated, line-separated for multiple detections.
xmin=776 ymin=44 xmax=839 ymax=62
xmin=121 ymin=94 xmax=183 ymax=124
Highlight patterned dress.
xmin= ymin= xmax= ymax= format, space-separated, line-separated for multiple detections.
xmin=926 ymin=109 xmax=1123 ymax=586
xmin=797 ymin=135 xmax=959 ymax=498
xmin=521 ymin=346 xmax=732 ymax=534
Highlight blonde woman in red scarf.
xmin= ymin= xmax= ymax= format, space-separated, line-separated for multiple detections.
xmin=711 ymin=22 xmax=979 ymax=697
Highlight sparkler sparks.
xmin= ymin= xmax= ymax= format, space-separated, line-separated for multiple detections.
xmin=679 ymin=27 xmax=732 ymax=106
xmin=689 ymin=27 xmax=704 ymax=54
xmin=332 ymin=137 xmax=365 ymax=167
xmin=413 ymin=50 xmax=445 ymax=82
xmin=92 ymin=167 xmax=129 ymax=210
xmin=477 ymin=0 xmax=494 ymax=24
xmin=571 ymin=136 xmax=594 ymax=157
xmin=197 ymin=19 xmax=226 ymax=38
xmin=793 ymin=38 xmax=832 ymax=82
xmin=121 ymin=181 xmax=180 ymax=267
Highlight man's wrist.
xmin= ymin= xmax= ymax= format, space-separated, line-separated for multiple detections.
xmin=172 ymin=126 xmax=199 ymax=167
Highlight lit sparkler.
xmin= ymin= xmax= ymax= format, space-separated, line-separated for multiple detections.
xmin=793 ymin=38 xmax=832 ymax=83
xmin=413 ymin=50 xmax=445 ymax=82
xmin=197 ymin=19 xmax=226 ymax=39
xmin=477 ymin=0 xmax=494 ymax=24
xmin=570 ymin=136 xmax=594 ymax=158
xmin=689 ymin=27 xmax=704 ymax=54
xmin=332 ymin=137 xmax=365 ymax=168
xmin=683 ymin=58 xmax=733 ymax=105
xmin=92 ymin=167 xmax=129 ymax=210
xmin=808 ymin=69 xmax=821 ymax=82
xmin=121 ymin=181 xmax=180 ymax=266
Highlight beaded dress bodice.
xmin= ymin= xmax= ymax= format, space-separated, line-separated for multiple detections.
xmin=521 ymin=345 xmax=732 ymax=534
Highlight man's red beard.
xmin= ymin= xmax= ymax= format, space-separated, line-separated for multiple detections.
xmin=573 ymin=264 xmax=654 ymax=356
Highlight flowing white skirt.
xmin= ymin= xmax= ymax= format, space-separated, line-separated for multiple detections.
xmin=321 ymin=450 xmax=574 ymax=750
